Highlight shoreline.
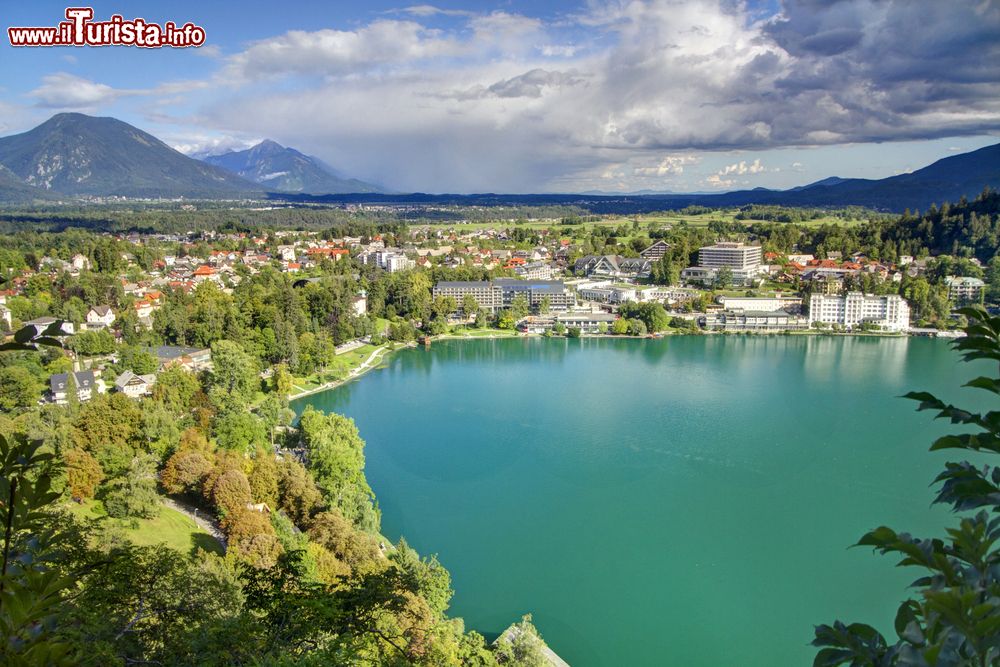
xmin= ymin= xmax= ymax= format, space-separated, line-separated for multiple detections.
xmin=287 ymin=327 xmax=942 ymax=402
xmin=288 ymin=343 xmax=407 ymax=401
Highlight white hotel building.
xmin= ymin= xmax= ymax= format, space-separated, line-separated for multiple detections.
xmin=808 ymin=292 xmax=911 ymax=332
xmin=681 ymin=242 xmax=763 ymax=287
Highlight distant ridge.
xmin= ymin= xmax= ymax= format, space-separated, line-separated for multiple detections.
xmin=203 ymin=140 xmax=385 ymax=194
xmin=276 ymin=142 xmax=1000 ymax=213
xmin=699 ymin=142 xmax=1000 ymax=211
xmin=0 ymin=113 xmax=995 ymax=210
xmin=0 ymin=113 xmax=260 ymax=199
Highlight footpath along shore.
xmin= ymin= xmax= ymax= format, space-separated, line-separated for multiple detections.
xmin=286 ymin=331 xmax=526 ymax=401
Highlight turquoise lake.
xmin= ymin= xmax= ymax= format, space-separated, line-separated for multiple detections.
xmin=294 ymin=336 xmax=985 ymax=666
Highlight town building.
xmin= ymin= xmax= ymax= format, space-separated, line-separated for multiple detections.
xmin=114 ymin=370 xmax=157 ymax=398
xmin=514 ymin=262 xmax=555 ymax=281
xmin=85 ymin=305 xmax=115 ymax=329
xmin=556 ymin=312 xmax=619 ymax=333
xmin=70 ymin=254 xmax=91 ymax=272
xmin=944 ymin=276 xmax=985 ymax=304
xmin=681 ymin=242 xmax=763 ymax=287
xmin=717 ymin=296 xmax=803 ymax=313
xmin=700 ymin=309 xmax=809 ymax=332
xmin=432 ymin=279 xmax=575 ymax=314
xmin=808 ymin=292 xmax=911 ymax=332
xmin=698 ymin=242 xmax=762 ymax=270
xmin=49 ymin=370 xmax=104 ymax=404
xmin=577 ymin=283 xmax=638 ymax=304
xmin=517 ymin=312 xmax=618 ymax=334
xmin=150 ymin=345 xmax=213 ymax=371
xmin=494 ymin=279 xmax=575 ymax=312
xmin=360 ymin=249 xmax=415 ymax=273
xmin=352 ymin=292 xmax=368 ymax=317
xmin=639 ymin=241 xmax=670 ymax=261
xmin=574 ymin=255 xmax=652 ymax=280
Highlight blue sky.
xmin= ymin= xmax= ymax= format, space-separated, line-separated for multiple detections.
xmin=2 ymin=0 xmax=998 ymax=193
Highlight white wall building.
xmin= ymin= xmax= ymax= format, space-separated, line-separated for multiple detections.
xmin=718 ymin=296 xmax=802 ymax=312
xmin=114 ymin=370 xmax=156 ymax=398
xmin=944 ymin=276 xmax=985 ymax=304
xmin=698 ymin=242 xmax=762 ymax=270
xmin=85 ymin=305 xmax=116 ymax=329
xmin=809 ymin=292 xmax=910 ymax=332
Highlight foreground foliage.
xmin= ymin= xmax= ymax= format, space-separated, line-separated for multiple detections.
xmin=814 ymin=308 xmax=1000 ymax=666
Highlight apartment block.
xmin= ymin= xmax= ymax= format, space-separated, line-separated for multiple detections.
xmin=808 ymin=292 xmax=910 ymax=332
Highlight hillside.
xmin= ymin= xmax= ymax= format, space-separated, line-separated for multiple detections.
xmin=203 ymin=140 xmax=384 ymax=194
xmin=0 ymin=113 xmax=261 ymax=199
xmin=698 ymin=142 xmax=1000 ymax=212
xmin=0 ymin=163 xmax=56 ymax=203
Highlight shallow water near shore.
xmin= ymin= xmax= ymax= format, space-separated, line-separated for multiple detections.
xmin=295 ymin=336 xmax=985 ymax=666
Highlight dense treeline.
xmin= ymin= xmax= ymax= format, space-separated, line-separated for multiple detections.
xmin=745 ymin=189 xmax=1000 ymax=263
xmin=0 ymin=202 xmax=588 ymax=235
xmin=734 ymin=204 xmax=892 ymax=224
xmin=1 ymin=334 xmax=547 ymax=665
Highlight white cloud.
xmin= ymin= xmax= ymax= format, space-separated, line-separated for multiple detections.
xmin=717 ymin=159 xmax=766 ymax=176
xmin=705 ymin=173 xmax=734 ymax=189
xmin=400 ymin=5 xmax=474 ymax=18
xmin=29 ymin=73 xmax=140 ymax=109
xmin=170 ymin=134 xmax=259 ymax=157
xmin=540 ymin=44 xmax=579 ymax=58
xmin=220 ymin=20 xmax=462 ymax=82
xmin=193 ymin=44 xmax=222 ymax=59
xmin=633 ymin=155 xmax=699 ymax=176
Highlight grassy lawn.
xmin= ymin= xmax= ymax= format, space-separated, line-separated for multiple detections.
xmin=446 ymin=327 xmax=519 ymax=337
xmin=292 ymin=343 xmax=385 ymax=392
xmin=65 ymin=498 xmax=223 ymax=557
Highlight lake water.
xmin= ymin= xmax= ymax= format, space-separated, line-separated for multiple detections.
xmin=294 ymin=336 xmax=985 ymax=666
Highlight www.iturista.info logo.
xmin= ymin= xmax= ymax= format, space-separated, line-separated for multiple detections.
xmin=8 ymin=7 xmax=206 ymax=48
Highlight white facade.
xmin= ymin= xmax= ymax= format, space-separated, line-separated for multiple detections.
xmin=514 ymin=262 xmax=555 ymax=280
xmin=70 ymin=254 xmax=91 ymax=272
xmin=698 ymin=242 xmax=762 ymax=270
xmin=114 ymin=370 xmax=156 ymax=398
xmin=718 ymin=296 xmax=802 ymax=312
xmin=944 ymin=276 xmax=985 ymax=303
xmin=86 ymin=305 xmax=115 ymax=329
xmin=578 ymin=284 xmax=636 ymax=304
xmin=809 ymin=292 xmax=910 ymax=332
xmin=681 ymin=266 xmax=761 ymax=287
xmin=352 ymin=294 xmax=368 ymax=316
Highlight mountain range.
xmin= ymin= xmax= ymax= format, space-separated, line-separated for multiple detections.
xmin=691 ymin=143 xmax=1000 ymax=211
xmin=0 ymin=113 xmax=259 ymax=199
xmin=201 ymin=140 xmax=384 ymax=194
xmin=0 ymin=112 xmax=995 ymax=211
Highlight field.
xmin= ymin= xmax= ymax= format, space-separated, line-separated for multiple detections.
xmin=412 ymin=208 xmax=868 ymax=233
xmin=64 ymin=498 xmax=223 ymax=556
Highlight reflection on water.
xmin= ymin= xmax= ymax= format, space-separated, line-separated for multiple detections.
xmin=802 ymin=335 xmax=911 ymax=386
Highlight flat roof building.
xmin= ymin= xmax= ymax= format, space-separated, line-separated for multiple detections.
xmin=809 ymin=292 xmax=910 ymax=332
xmin=433 ymin=279 xmax=575 ymax=313
xmin=697 ymin=242 xmax=762 ymax=270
